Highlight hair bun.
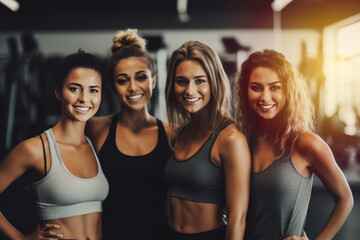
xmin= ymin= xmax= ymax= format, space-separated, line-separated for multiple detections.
xmin=112 ymin=28 xmax=146 ymax=53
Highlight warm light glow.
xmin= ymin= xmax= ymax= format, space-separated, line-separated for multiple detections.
xmin=337 ymin=21 xmax=360 ymax=58
xmin=323 ymin=15 xmax=360 ymax=133
xmin=0 ymin=0 xmax=19 ymax=12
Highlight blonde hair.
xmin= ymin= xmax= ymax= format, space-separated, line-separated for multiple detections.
xmin=236 ymin=49 xmax=315 ymax=157
xmin=107 ymin=28 xmax=155 ymax=87
xmin=112 ymin=29 xmax=146 ymax=53
xmin=165 ymin=41 xmax=232 ymax=147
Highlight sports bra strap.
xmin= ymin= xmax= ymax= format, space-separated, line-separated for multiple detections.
xmin=39 ymin=134 xmax=47 ymax=176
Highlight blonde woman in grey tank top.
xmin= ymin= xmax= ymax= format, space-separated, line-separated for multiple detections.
xmin=236 ymin=49 xmax=353 ymax=240
xmin=0 ymin=50 xmax=109 ymax=240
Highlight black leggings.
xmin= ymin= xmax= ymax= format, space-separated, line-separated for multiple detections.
xmin=166 ymin=225 xmax=226 ymax=240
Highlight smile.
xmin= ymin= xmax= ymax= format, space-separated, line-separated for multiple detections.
xmin=184 ymin=97 xmax=200 ymax=103
xmin=258 ymin=104 xmax=274 ymax=110
xmin=127 ymin=94 xmax=143 ymax=100
xmin=74 ymin=106 xmax=90 ymax=111
xmin=73 ymin=106 xmax=91 ymax=113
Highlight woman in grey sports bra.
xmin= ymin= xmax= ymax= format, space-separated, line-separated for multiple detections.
xmin=164 ymin=41 xmax=251 ymax=240
xmin=0 ymin=50 xmax=109 ymax=240
xmin=236 ymin=49 xmax=353 ymax=240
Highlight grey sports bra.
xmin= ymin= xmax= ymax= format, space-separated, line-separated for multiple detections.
xmin=32 ymin=129 xmax=109 ymax=220
xmin=165 ymin=120 xmax=233 ymax=204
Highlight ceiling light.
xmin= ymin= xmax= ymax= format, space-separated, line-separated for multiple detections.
xmin=0 ymin=0 xmax=19 ymax=12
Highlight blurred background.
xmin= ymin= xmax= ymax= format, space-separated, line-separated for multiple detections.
xmin=0 ymin=0 xmax=359 ymax=239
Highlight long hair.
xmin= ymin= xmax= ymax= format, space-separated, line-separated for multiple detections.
xmin=236 ymin=49 xmax=314 ymax=157
xmin=107 ymin=28 xmax=156 ymax=89
xmin=165 ymin=41 xmax=232 ymax=147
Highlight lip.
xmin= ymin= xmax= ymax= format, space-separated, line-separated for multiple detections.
xmin=257 ymin=103 xmax=275 ymax=112
xmin=73 ymin=105 xmax=91 ymax=114
xmin=183 ymin=97 xmax=201 ymax=104
xmin=127 ymin=94 xmax=144 ymax=102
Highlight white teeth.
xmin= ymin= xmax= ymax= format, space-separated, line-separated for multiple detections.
xmin=185 ymin=97 xmax=200 ymax=102
xmin=75 ymin=106 xmax=90 ymax=111
xmin=259 ymin=105 xmax=273 ymax=109
xmin=128 ymin=94 xmax=143 ymax=100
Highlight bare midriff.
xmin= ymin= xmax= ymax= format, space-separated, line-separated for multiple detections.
xmin=168 ymin=197 xmax=225 ymax=234
xmin=42 ymin=212 xmax=102 ymax=240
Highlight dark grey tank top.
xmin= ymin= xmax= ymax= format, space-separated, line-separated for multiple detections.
xmin=244 ymin=157 xmax=313 ymax=240
xmin=165 ymin=120 xmax=233 ymax=204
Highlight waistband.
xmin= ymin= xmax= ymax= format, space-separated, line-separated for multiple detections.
xmin=166 ymin=224 xmax=226 ymax=240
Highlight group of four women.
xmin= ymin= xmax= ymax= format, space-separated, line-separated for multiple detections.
xmin=0 ymin=28 xmax=353 ymax=240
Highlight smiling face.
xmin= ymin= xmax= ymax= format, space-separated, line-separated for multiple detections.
xmin=57 ymin=67 xmax=102 ymax=122
xmin=174 ymin=60 xmax=211 ymax=114
xmin=248 ymin=67 xmax=286 ymax=120
xmin=113 ymin=57 xmax=155 ymax=111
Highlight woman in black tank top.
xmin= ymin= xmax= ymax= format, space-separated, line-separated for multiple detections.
xmin=85 ymin=29 xmax=171 ymax=240
xmin=236 ymin=49 xmax=353 ymax=240
xmin=164 ymin=41 xmax=251 ymax=240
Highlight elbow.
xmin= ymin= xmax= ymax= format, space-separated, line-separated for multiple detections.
xmin=335 ymin=188 xmax=354 ymax=215
xmin=227 ymin=211 xmax=247 ymax=230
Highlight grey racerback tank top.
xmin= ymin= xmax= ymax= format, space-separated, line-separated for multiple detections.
xmin=33 ymin=129 xmax=109 ymax=220
xmin=244 ymin=157 xmax=313 ymax=240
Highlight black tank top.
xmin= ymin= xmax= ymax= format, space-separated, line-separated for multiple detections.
xmin=98 ymin=113 xmax=172 ymax=240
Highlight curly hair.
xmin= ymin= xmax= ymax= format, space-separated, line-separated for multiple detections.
xmin=165 ymin=41 xmax=232 ymax=147
xmin=107 ymin=28 xmax=156 ymax=89
xmin=236 ymin=49 xmax=315 ymax=157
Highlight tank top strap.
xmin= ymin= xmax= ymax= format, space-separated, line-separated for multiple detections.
xmin=43 ymin=129 xmax=61 ymax=169
xmin=156 ymin=119 xmax=165 ymax=138
xmin=155 ymin=119 xmax=170 ymax=150
xmin=207 ymin=119 xmax=234 ymax=147
xmin=107 ymin=113 xmax=120 ymax=141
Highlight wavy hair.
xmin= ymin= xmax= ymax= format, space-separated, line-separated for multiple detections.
xmin=165 ymin=41 xmax=232 ymax=147
xmin=236 ymin=49 xmax=314 ymax=157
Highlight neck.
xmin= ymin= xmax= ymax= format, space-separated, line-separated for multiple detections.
xmin=118 ymin=106 xmax=153 ymax=131
xmin=52 ymin=116 xmax=87 ymax=145
xmin=188 ymin=105 xmax=214 ymax=132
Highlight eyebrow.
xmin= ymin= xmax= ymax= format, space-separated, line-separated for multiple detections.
xmin=249 ymin=81 xmax=282 ymax=85
xmin=67 ymin=83 xmax=101 ymax=89
xmin=115 ymin=70 xmax=147 ymax=78
xmin=175 ymin=75 xmax=207 ymax=79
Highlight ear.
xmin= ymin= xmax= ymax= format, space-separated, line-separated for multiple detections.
xmin=54 ymin=87 xmax=61 ymax=101
xmin=152 ymin=75 xmax=157 ymax=90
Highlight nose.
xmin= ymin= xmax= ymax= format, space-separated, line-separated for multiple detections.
xmin=260 ymin=88 xmax=271 ymax=101
xmin=79 ymin=90 xmax=89 ymax=103
xmin=185 ymin=81 xmax=196 ymax=95
xmin=129 ymin=79 xmax=138 ymax=92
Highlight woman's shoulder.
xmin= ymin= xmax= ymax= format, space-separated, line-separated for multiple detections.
xmin=295 ymin=131 xmax=330 ymax=158
xmin=217 ymin=122 xmax=247 ymax=147
xmin=86 ymin=115 xmax=114 ymax=135
xmin=88 ymin=114 xmax=114 ymax=126
xmin=5 ymin=135 xmax=44 ymax=166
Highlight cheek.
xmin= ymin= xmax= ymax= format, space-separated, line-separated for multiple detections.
xmin=247 ymin=91 xmax=257 ymax=104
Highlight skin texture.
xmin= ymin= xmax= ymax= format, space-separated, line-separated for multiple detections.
xmin=248 ymin=67 xmax=286 ymax=120
xmin=86 ymin=57 xmax=165 ymax=156
xmin=174 ymin=60 xmax=211 ymax=114
xmin=169 ymin=60 xmax=251 ymax=240
xmin=0 ymin=68 xmax=103 ymax=240
xmin=247 ymin=67 xmax=353 ymax=240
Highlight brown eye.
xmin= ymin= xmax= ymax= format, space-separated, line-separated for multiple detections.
xmin=175 ymin=79 xmax=188 ymax=86
xmin=116 ymin=79 xmax=128 ymax=85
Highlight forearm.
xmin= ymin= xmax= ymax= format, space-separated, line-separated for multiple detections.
xmin=224 ymin=214 xmax=246 ymax=240
xmin=314 ymin=197 xmax=353 ymax=240
xmin=0 ymin=212 xmax=24 ymax=240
